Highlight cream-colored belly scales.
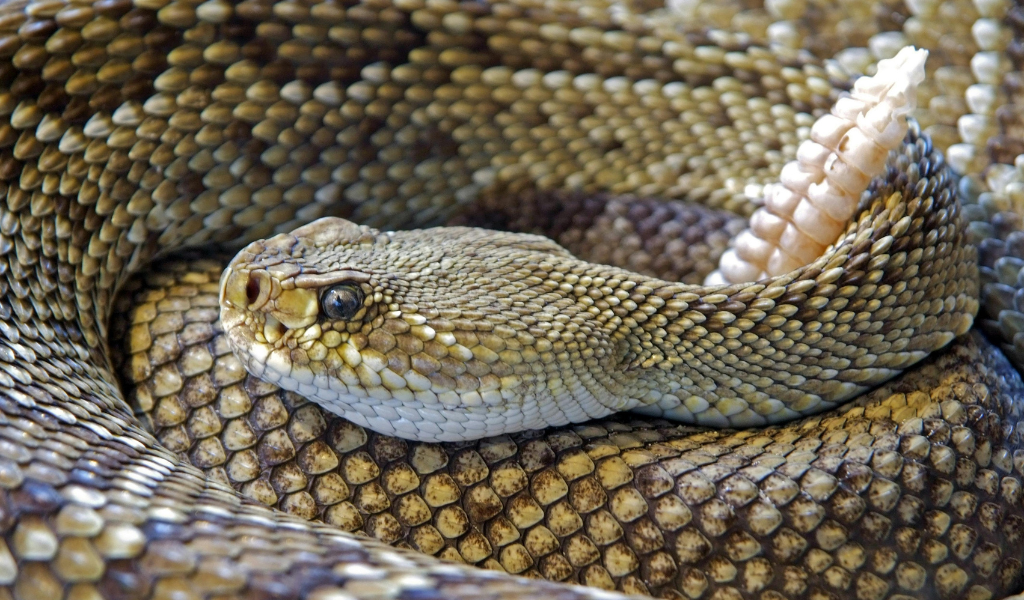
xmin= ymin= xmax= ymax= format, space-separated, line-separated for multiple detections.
xmin=3 ymin=1 xmax=1024 ymax=600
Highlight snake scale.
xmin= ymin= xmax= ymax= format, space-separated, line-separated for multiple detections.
xmin=2 ymin=0 xmax=1024 ymax=599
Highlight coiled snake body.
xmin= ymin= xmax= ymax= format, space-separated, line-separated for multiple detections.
xmin=3 ymin=1 xmax=1024 ymax=599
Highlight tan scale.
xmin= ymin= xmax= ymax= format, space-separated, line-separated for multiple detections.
xmin=115 ymin=256 xmax=1024 ymax=598
xmin=217 ymin=134 xmax=979 ymax=440
xmin=0 ymin=1 xmax=1020 ymax=600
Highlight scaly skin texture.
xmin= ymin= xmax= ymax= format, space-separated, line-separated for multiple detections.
xmin=114 ymin=250 xmax=1024 ymax=599
xmin=217 ymin=131 xmax=978 ymax=441
xmin=1 ymin=0 xmax=1024 ymax=600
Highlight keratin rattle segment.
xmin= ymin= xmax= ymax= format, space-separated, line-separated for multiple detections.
xmin=707 ymin=46 xmax=929 ymax=285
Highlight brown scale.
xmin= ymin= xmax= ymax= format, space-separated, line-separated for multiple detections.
xmin=112 ymin=258 xmax=1024 ymax=600
xmin=0 ymin=0 xmax=1016 ymax=599
xmin=988 ymin=108 xmax=1024 ymax=166
xmin=454 ymin=189 xmax=746 ymax=283
xmin=990 ymin=6 xmax=1024 ymax=165
xmin=113 ymin=130 xmax=988 ymax=599
xmin=968 ymin=0 xmax=1024 ymax=383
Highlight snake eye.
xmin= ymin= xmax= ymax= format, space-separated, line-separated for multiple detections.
xmin=321 ymin=283 xmax=364 ymax=321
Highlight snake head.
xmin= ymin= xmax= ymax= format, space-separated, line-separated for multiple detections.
xmin=220 ymin=218 xmax=377 ymax=343
xmin=219 ymin=216 xmax=648 ymax=442
xmin=220 ymin=218 xmax=383 ymax=383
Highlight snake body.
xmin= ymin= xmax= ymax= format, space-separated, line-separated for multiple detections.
xmin=217 ymin=133 xmax=977 ymax=441
xmin=2 ymin=0 xmax=1024 ymax=599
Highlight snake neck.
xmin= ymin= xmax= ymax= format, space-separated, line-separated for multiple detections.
xmin=606 ymin=138 xmax=979 ymax=426
xmin=611 ymin=282 xmax=745 ymax=373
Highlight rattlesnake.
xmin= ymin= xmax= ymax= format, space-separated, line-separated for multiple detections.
xmin=3 ymin=1 xmax=1024 ymax=600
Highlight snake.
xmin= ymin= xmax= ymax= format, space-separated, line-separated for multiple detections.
xmin=3 ymin=0 xmax=1024 ymax=599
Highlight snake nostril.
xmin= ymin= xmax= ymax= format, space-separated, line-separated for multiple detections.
xmin=246 ymin=273 xmax=261 ymax=305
